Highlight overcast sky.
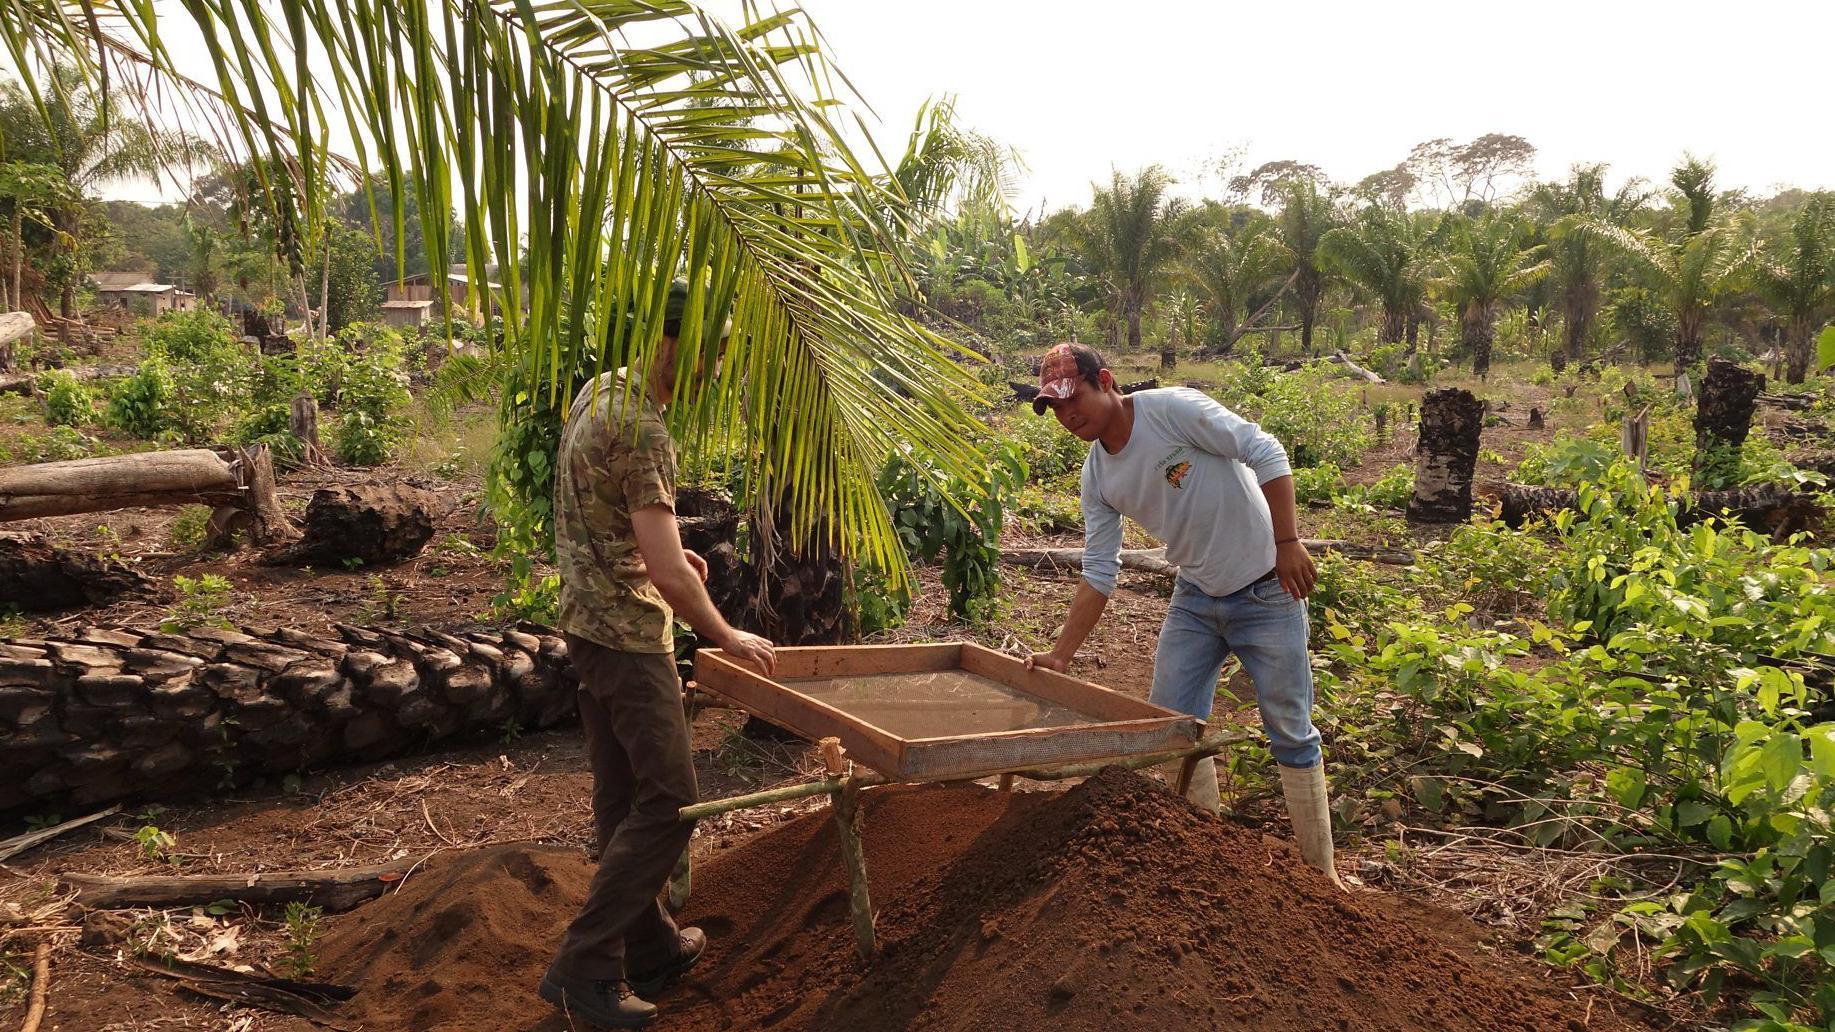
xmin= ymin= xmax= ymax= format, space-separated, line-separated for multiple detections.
xmin=792 ymin=0 xmax=1833 ymax=212
xmin=92 ymin=0 xmax=1831 ymax=212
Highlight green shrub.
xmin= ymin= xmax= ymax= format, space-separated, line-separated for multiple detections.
xmin=38 ymin=370 xmax=93 ymax=427
xmin=15 ymin=426 xmax=96 ymax=462
xmin=1292 ymin=462 xmax=1343 ymax=504
xmin=1334 ymin=464 xmax=1412 ymax=509
xmin=1222 ymin=364 xmax=1372 ymax=469
xmin=878 ymin=441 xmax=1025 ymax=624
xmin=140 ymin=310 xmax=259 ymax=441
xmin=168 ymin=505 xmax=214 ymax=552
xmin=161 ymin=573 xmax=233 ymax=632
xmin=106 ymin=358 xmax=177 ymax=438
xmin=326 ymin=324 xmax=413 ymax=466
xmin=998 ymin=413 xmax=1085 ymax=488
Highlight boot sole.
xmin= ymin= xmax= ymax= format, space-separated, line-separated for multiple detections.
xmin=538 ymin=974 xmax=657 ymax=1029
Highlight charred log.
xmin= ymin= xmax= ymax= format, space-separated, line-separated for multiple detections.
xmin=263 ymin=483 xmax=438 ymax=566
xmin=0 ymin=531 xmax=153 ymax=611
xmin=1495 ymin=481 xmax=1821 ymax=536
xmin=1695 ymin=358 xmax=1764 ymax=468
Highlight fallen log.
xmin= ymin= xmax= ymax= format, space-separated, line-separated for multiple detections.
xmin=0 ymin=805 xmax=121 ymax=862
xmin=1331 ymin=350 xmax=1385 ymax=384
xmin=1494 ymin=481 xmax=1821 ymax=535
xmin=999 ymin=541 xmax=1416 ymax=575
xmin=0 ymin=445 xmax=298 ymax=549
xmin=132 ymin=956 xmax=357 ymax=1030
xmin=0 ymin=531 xmax=153 ymax=609
xmin=1 ymin=622 xmax=578 ymax=816
xmin=61 ymin=857 xmax=419 ymax=912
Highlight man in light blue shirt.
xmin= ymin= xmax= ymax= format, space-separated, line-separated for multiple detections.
xmin=1026 ymin=342 xmax=1343 ymax=888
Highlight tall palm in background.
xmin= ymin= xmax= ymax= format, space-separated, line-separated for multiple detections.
xmin=1572 ymin=158 xmax=1756 ymax=375
xmin=0 ymin=0 xmax=988 ymax=584
xmin=1433 ymin=214 xmax=1549 ymax=378
xmin=1319 ymin=204 xmax=1434 ymax=345
xmin=1274 ymin=179 xmax=1336 ymax=351
xmin=1182 ymin=218 xmax=1288 ymax=355
xmin=1077 ymin=166 xmax=1190 ymax=352
xmin=1529 ymin=163 xmax=1647 ymax=366
xmin=1753 ymin=194 xmax=1835 ymax=383
xmin=0 ymin=67 xmax=176 ymax=316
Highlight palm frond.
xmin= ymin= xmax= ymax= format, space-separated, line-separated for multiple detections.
xmin=8 ymin=0 xmax=989 ymax=571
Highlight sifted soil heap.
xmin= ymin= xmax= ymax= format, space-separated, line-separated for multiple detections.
xmin=319 ymin=769 xmax=1653 ymax=1032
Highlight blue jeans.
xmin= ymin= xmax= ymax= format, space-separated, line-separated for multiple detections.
xmin=1150 ymin=575 xmax=1322 ymax=769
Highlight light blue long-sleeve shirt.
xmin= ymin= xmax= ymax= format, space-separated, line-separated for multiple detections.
xmin=1080 ymin=388 xmax=1292 ymax=598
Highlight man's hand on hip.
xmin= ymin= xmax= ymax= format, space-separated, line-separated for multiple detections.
xmin=1275 ymin=539 xmax=1317 ymax=600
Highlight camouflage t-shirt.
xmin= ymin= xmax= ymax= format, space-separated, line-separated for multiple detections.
xmin=554 ymin=371 xmax=677 ymax=653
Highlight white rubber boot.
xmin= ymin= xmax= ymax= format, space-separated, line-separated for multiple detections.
xmin=1156 ymin=757 xmax=1221 ymax=815
xmin=1279 ymin=763 xmax=1346 ymax=889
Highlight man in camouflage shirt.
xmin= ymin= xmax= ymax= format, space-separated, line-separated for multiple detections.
xmin=540 ymin=282 xmax=775 ymax=1029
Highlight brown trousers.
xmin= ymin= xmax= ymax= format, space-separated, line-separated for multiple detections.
xmin=552 ymin=635 xmax=698 ymax=981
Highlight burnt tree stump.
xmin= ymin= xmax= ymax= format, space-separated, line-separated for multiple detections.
xmin=1695 ymin=358 xmax=1765 ymax=469
xmin=264 ymin=483 xmax=439 ymax=566
xmin=0 ymin=531 xmax=152 ymax=610
xmin=1408 ymin=387 xmax=1485 ymax=524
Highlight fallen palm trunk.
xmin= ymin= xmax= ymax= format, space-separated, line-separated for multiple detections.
xmin=1494 ymin=481 xmax=1821 ymax=534
xmin=0 ymin=531 xmax=153 ymax=610
xmin=1331 ymin=350 xmax=1385 ymax=383
xmin=0 ymin=445 xmax=298 ymax=548
xmin=1008 ymin=378 xmax=1159 ymax=403
xmin=63 ymin=858 xmax=418 ymax=912
xmin=0 ymin=622 xmax=578 ymax=816
xmin=999 ymin=541 xmax=1415 ymax=576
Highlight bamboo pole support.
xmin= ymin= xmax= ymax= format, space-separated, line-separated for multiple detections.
xmin=829 ymin=776 xmax=875 ymax=958
xmin=21 ymin=941 xmax=50 ymax=1032
xmin=677 ymin=773 xmax=888 ymax=822
xmin=997 ymin=773 xmax=1014 ymax=792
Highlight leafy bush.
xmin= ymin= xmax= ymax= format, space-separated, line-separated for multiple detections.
xmin=878 ymin=441 xmax=1025 ymax=624
xmin=1292 ymin=462 xmax=1343 ymax=503
xmin=1222 ymin=364 xmax=1373 ymax=469
xmin=328 ymin=327 xmax=414 ymax=466
xmin=38 ymin=370 xmax=93 ymax=427
xmin=167 ymin=505 xmax=213 ymax=552
xmin=998 ymin=413 xmax=1085 ymax=488
xmin=106 ymin=358 xmax=178 ymax=438
xmin=14 ymin=426 xmax=97 ymax=462
xmin=140 ymin=310 xmax=260 ymax=441
xmin=1513 ymin=433 xmax=1621 ymax=487
xmin=161 ymin=574 xmax=233 ymax=632
xmin=1334 ymin=464 xmax=1413 ymax=509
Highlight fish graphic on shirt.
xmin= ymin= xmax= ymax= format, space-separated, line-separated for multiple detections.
xmin=1164 ymin=461 xmax=1192 ymax=489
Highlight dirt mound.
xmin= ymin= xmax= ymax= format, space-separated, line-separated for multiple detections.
xmin=321 ymin=770 xmax=1651 ymax=1032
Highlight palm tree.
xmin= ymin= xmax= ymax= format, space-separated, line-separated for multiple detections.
xmin=1274 ymin=179 xmax=1336 ymax=351
xmin=1076 ymin=167 xmax=1190 ymax=352
xmin=1319 ymin=204 xmax=1434 ymax=345
xmin=1527 ymin=164 xmax=1647 ymax=365
xmin=1181 ymin=218 xmax=1288 ymax=355
xmin=1433 ymin=214 xmax=1549 ymax=378
xmin=1753 ymin=195 xmax=1835 ymax=384
xmin=4 ymin=0 xmax=989 ymax=586
xmin=1570 ymin=158 xmax=1756 ymax=375
xmin=0 ymin=67 xmax=173 ymax=315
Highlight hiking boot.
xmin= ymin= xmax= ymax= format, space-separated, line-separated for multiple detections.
xmin=628 ymin=927 xmax=707 ymax=998
xmin=538 ymin=969 xmax=657 ymax=1029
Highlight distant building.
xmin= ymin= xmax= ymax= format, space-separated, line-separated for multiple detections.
xmin=380 ymin=298 xmax=435 ymax=330
xmin=88 ymin=272 xmax=197 ymax=316
xmin=384 ymin=263 xmax=523 ymax=323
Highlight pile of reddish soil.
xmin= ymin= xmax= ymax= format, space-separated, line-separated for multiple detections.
xmin=320 ymin=769 xmax=1653 ymax=1031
